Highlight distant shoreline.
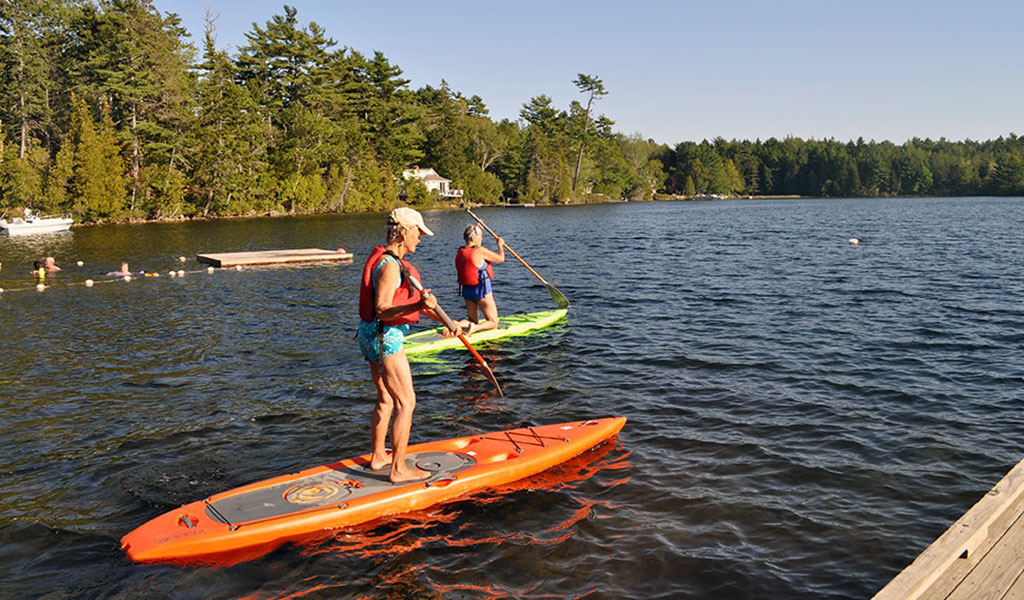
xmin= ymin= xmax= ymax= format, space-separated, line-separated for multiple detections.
xmin=33 ymin=193 xmax=1021 ymax=230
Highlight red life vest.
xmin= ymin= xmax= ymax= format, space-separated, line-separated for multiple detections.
xmin=455 ymin=246 xmax=494 ymax=286
xmin=359 ymin=246 xmax=422 ymax=325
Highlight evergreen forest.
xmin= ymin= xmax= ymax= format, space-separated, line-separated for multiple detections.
xmin=2 ymin=1 xmax=1023 ymax=223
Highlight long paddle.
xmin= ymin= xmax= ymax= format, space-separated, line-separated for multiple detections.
xmin=407 ymin=274 xmax=503 ymax=397
xmin=465 ymin=208 xmax=570 ymax=309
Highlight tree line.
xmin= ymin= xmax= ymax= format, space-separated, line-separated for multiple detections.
xmin=1 ymin=1 xmax=1021 ymax=224
xmin=660 ymin=135 xmax=1024 ymax=198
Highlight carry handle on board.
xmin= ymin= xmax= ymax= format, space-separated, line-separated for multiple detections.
xmin=407 ymin=274 xmax=503 ymax=397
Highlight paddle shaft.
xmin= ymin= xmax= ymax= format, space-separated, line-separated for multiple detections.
xmin=466 ymin=209 xmax=543 ymax=280
xmin=465 ymin=208 xmax=570 ymax=308
xmin=406 ymin=275 xmax=503 ymax=397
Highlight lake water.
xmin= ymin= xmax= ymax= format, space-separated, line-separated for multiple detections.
xmin=1 ymin=197 xmax=1022 ymax=599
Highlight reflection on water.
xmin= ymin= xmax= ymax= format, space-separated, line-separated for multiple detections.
xmin=282 ymin=440 xmax=628 ymax=599
xmin=1 ymin=198 xmax=1024 ymax=599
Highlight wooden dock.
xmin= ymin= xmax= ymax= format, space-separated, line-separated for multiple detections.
xmin=196 ymin=248 xmax=354 ymax=268
xmin=873 ymin=456 xmax=1024 ymax=600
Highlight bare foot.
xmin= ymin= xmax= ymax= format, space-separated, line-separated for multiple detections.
xmin=442 ymin=320 xmax=472 ymax=338
xmin=389 ymin=466 xmax=431 ymax=484
xmin=369 ymin=452 xmax=391 ymax=471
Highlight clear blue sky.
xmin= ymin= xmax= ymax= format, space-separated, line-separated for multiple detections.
xmin=162 ymin=0 xmax=1023 ymax=146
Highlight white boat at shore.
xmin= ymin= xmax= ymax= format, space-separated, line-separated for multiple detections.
xmin=0 ymin=209 xmax=73 ymax=236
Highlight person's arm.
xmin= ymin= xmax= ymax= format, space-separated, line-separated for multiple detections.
xmin=413 ymin=287 xmax=463 ymax=336
xmin=374 ymin=260 xmax=443 ymax=323
xmin=374 ymin=261 xmax=415 ymax=321
xmin=477 ymin=238 xmax=506 ymax=264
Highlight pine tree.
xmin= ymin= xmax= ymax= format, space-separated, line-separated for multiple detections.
xmin=519 ymin=95 xmax=572 ymax=203
xmin=0 ymin=0 xmax=61 ymax=158
xmin=236 ymin=5 xmax=345 ymax=213
xmin=71 ymin=0 xmax=193 ymax=217
xmin=71 ymin=98 xmax=126 ymax=221
xmin=683 ymin=176 xmax=696 ymax=197
xmin=417 ymin=81 xmax=472 ymax=190
xmin=191 ymin=21 xmax=266 ymax=216
xmin=989 ymin=152 xmax=1024 ymax=195
xmin=356 ymin=51 xmax=423 ymax=171
xmin=47 ymin=132 xmax=74 ymax=209
xmin=571 ymin=73 xmax=606 ymax=192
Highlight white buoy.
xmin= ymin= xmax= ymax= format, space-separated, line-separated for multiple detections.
xmin=207 ymin=266 xmax=215 ymax=273
xmin=85 ymin=279 xmax=94 ymax=287
xmin=848 ymin=238 xmax=860 ymax=245
xmin=37 ymin=283 xmax=46 ymax=291
xmin=77 ymin=260 xmax=84 ymax=266
xmin=169 ymin=270 xmax=176 ymax=277
xmin=123 ymin=275 xmax=132 ymax=282
xmin=0 ymin=287 xmax=4 ymax=293
xmin=177 ymin=269 xmax=185 ymax=276
xmin=178 ymin=256 xmax=187 ymax=262
xmin=235 ymin=265 xmax=242 ymax=271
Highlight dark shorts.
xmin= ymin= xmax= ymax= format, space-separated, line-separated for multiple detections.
xmin=461 ymin=278 xmax=492 ymax=303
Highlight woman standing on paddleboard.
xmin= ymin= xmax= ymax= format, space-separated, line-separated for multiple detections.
xmin=455 ymin=224 xmax=506 ymax=334
xmin=357 ymin=207 xmax=458 ymax=483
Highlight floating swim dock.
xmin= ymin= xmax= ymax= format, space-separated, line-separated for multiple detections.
xmin=873 ymin=456 xmax=1024 ymax=599
xmin=196 ymin=248 xmax=353 ymax=268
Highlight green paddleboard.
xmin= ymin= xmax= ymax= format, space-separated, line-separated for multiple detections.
xmin=403 ymin=309 xmax=568 ymax=355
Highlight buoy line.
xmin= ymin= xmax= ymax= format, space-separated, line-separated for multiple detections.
xmin=0 ymin=267 xmax=222 ymax=295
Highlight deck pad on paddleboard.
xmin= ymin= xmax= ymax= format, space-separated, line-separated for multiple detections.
xmin=205 ymin=452 xmax=477 ymax=526
xmin=404 ymin=308 xmax=567 ymax=355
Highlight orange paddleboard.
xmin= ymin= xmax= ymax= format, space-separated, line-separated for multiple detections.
xmin=121 ymin=417 xmax=626 ymax=563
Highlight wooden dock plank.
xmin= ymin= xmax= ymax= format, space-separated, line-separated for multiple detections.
xmin=1003 ymin=573 xmax=1024 ymax=599
xmin=196 ymin=248 xmax=353 ymax=268
xmin=873 ymin=457 xmax=1024 ymax=600
xmin=943 ymin=496 xmax=1024 ymax=600
xmin=919 ymin=487 xmax=1024 ymax=599
xmin=945 ymin=501 xmax=1024 ymax=600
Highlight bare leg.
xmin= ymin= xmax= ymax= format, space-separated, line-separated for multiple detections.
xmin=464 ymin=299 xmax=481 ymax=334
xmin=368 ymin=361 xmax=394 ymax=470
xmin=473 ymin=294 xmax=499 ymax=332
xmin=378 ymin=350 xmax=430 ymax=483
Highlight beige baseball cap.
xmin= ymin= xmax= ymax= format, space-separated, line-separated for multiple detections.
xmin=388 ymin=207 xmax=434 ymax=236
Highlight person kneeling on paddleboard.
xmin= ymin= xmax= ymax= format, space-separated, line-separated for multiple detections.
xmin=357 ymin=207 xmax=461 ymax=483
xmin=454 ymin=223 xmax=505 ymax=335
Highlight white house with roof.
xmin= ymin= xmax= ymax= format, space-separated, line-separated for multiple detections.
xmin=402 ymin=167 xmax=464 ymax=198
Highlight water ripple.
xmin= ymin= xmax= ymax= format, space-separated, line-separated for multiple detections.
xmin=1 ymin=198 xmax=1023 ymax=598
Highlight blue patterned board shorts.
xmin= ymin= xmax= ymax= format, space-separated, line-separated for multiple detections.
xmin=358 ymin=320 xmax=410 ymax=362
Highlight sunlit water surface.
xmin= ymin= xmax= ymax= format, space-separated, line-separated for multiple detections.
xmin=1 ymin=197 xmax=1022 ymax=599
